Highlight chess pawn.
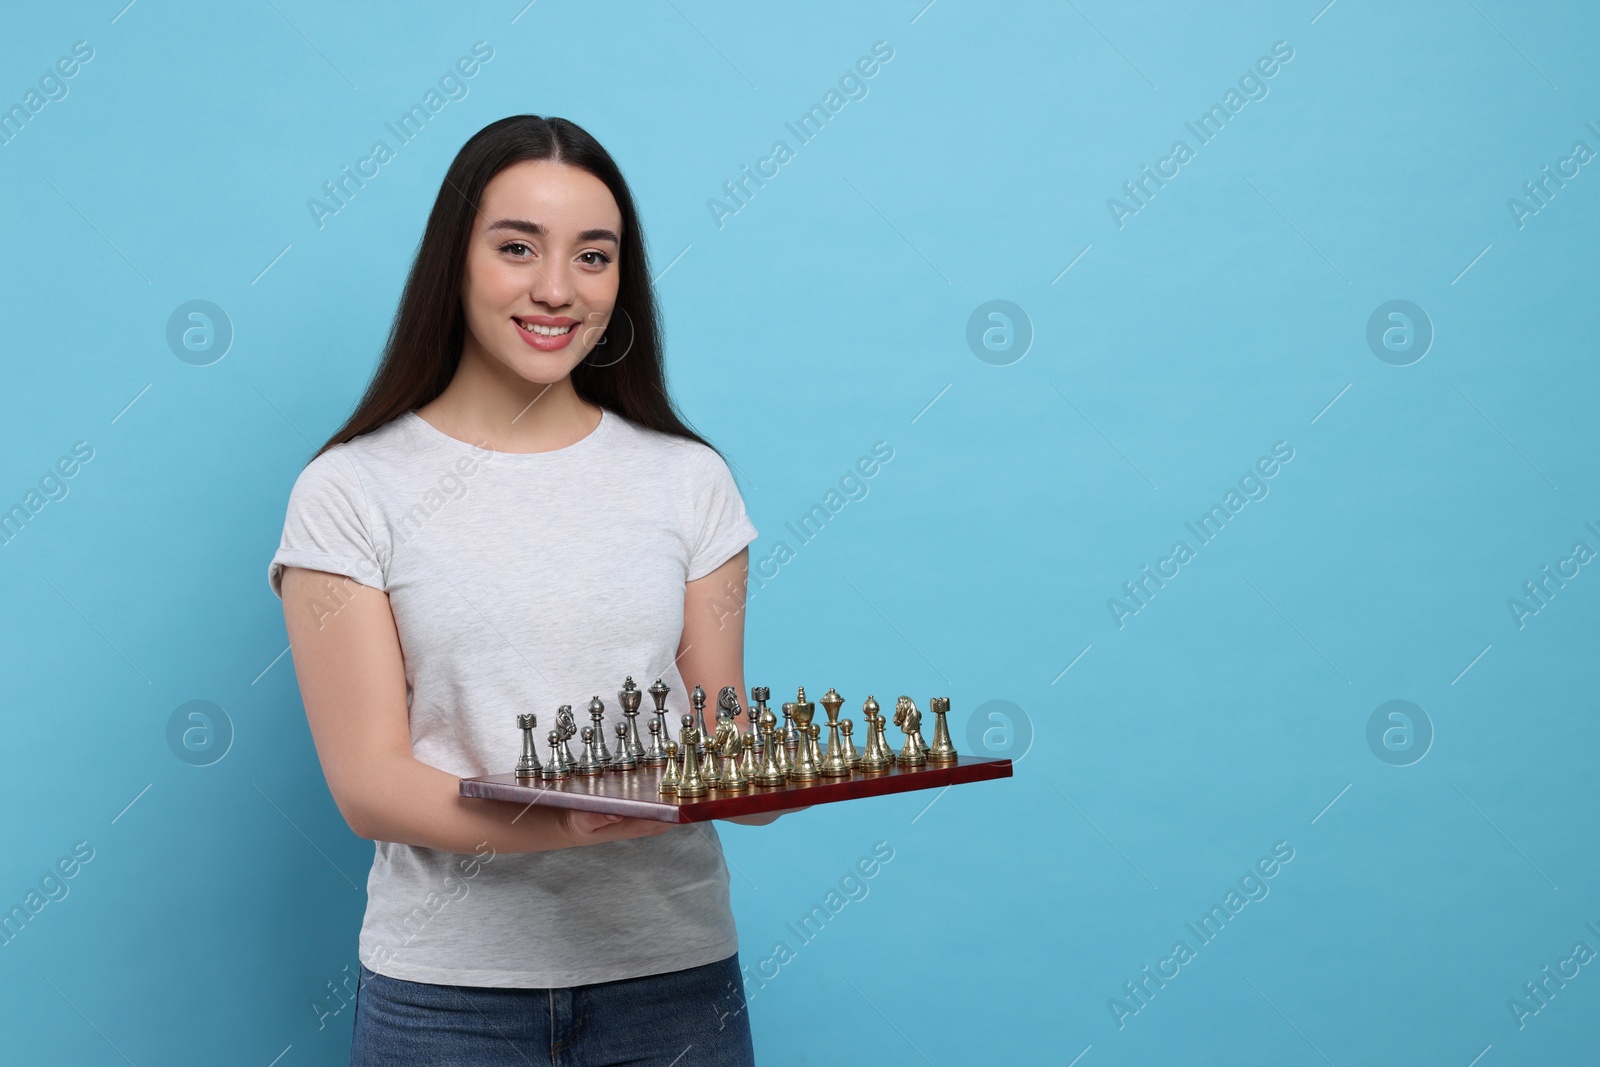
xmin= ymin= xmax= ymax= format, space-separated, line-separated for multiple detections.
xmin=642 ymin=710 xmax=670 ymax=767
xmin=839 ymin=718 xmax=861 ymax=770
xmin=703 ymin=719 xmax=731 ymax=789
xmin=588 ymin=696 xmax=613 ymax=765
xmin=575 ymin=726 xmax=605 ymax=776
xmin=659 ymin=740 xmax=681 ymax=795
xmin=610 ymin=723 xmax=637 ymax=772
xmin=515 ymin=713 xmax=542 ymax=778
xmin=893 ymin=696 xmax=929 ymax=767
xmin=646 ymin=678 xmax=672 ymax=765
xmin=737 ymin=733 xmax=760 ymax=781
xmin=820 ymin=709 xmax=850 ymax=777
xmin=927 ymin=696 xmax=958 ymax=764
xmin=781 ymin=703 xmax=799 ymax=764
xmin=676 ymin=714 xmax=708 ymax=798
xmin=858 ymin=696 xmax=893 ymax=772
xmin=789 ymin=723 xmax=821 ymax=782
xmin=690 ymin=685 xmax=711 ymax=754
xmin=753 ymin=706 xmax=787 ymax=787
xmin=614 ymin=675 xmax=646 ymax=758
xmin=540 ymin=729 xmax=571 ymax=780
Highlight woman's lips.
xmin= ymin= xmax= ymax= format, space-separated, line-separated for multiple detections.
xmin=513 ymin=316 xmax=578 ymax=351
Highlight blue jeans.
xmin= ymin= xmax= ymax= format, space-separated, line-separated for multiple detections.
xmin=349 ymin=951 xmax=757 ymax=1066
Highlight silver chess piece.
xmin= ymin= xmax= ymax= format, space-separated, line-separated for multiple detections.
xmin=644 ymin=678 xmax=672 ymax=765
xmin=717 ymin=686 xmax=743 ymax=724
xmin=515 ymin=713 xmax=542 ymax=779
xmin=554 ymin=704 xmax=580 ymax=768
xmin=540 ymin=729 xmax=570 ymax=780
xmin=893 ymin=696 xmax=929 ymax=767
xmin=644 ymin=718 xmax=669 ymax=768
xmin=575 ymin=726 xmax=606 ymax=775
xmin=618 ymin=676 xmax=646 ymax=761
xmin=927 ymin=696 xmax=958 ymax=764
xmin=610 ymin=722 xmax=637 ymax=771
xmin=588 ymin=696 xmax=613 ymax=765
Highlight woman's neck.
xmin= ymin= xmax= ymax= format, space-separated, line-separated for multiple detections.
xmin=415 ymin=351 xmax=602 ymax=454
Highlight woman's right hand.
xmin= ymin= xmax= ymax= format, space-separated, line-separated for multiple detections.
xmin=559 ymin=809 xmax=677 ymax=845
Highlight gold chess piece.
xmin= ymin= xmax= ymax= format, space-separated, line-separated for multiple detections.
xmin=677 ymin=714 xmax=708 ymax=797
xmin=753 ymin=703 xmax=787 ymax=787
xmin=717 ymin=723 xmax=749 ymax=790
xmin=839 ymin=718 xmax=861 ymax=770
xmin=659 ymin=740 xmax=681 ymax=795
xmin=927 ymin=696 xmax=958 ymax=764
xmin=857 ymin=696 xmax=893 ymax=772
xmin=737 ymin=733 xmax=760 ymax=781
xmin=819 ymin=687 xmax=850 ymax=777
xmin=893 ymin=696 xmax=929 ymax=767
xmin=788 ymin=691 xmax=821 ymax=781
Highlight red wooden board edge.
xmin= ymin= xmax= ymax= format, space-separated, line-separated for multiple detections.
xmin=458 ymin=753 xmax=1014 ymax=823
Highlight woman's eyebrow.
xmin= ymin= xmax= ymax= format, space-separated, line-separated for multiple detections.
xmin=485 ymin=218 xmax=619 ymax=244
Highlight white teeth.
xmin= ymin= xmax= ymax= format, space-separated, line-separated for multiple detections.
xmin=517 ymin=320 xmax=574 ymax=337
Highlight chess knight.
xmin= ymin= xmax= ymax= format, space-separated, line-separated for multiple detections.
xmin=893 ymin=696 xmax=930 ymax=766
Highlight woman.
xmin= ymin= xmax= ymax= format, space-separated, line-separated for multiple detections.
xmin=268 ymin=114 xmax=785 ymax=1065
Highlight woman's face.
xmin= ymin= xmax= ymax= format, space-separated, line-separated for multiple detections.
xmin=460 ymin=159 xmax=623 ymax=384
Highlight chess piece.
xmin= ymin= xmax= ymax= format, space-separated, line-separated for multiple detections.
xmin=677 ymin=714 xmax=708 ymax=797
xmin=610 ymin=723 xmax=637 ymax=771
xmin=858 ymin=696 xmax=893 ymax=772
xmin=644 ymin=718 xmax=669 ymax=768
xmin=893 ymin=696 xmax=929 ymax=767
xmin=659 ymin=740 xmax=680 ymax=795
xmin=839 ymin=718 xmax=861 ymax=770
xmin=575 ymin=726 xmax=605 ymax=775
xmin=515 ymin=713 xmax=542 ymax=778
xmin=781 ymin=703 xmax=799 ymax=765
xmin=588 ymin=696 xmax=613 ymax=765
xmin=737 ymin=733 xmax=760 ymax=781
xmin=618 ymin=676 xmax=647 ymax=761
xmin=540 ymin=729 xmax=570 ymax=780
xmin=927 ymin=696 xmax=958 ymax=764
xmin=691 ymin=685 xmax=711 ymax=753
xmin=819 ymin=688 xmax=850 ymax=777
xmin=753 ymin=703 xmax=786 ymax=787
xmin=717 ymin=722 xmax=748 ymax=790
xmin=645 ymin=678 xmax=672 ymax=764
xmin=707 ymin=713 xmax=743 ymax=789
xmin=717 ymin=686 xmax=743 ymax=725
xmin=789 ymin=694 xmax=820 ymax=782
xmin=554 ymin=705 xmax=580 ymax=769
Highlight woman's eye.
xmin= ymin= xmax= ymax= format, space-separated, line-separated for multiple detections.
xmin=579 ymin=250 xmax=612 ymax=267
xmin=500 ymin=241 xmax=532 ymax=257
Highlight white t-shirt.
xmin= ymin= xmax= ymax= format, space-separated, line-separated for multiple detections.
xmin=267 ymin=406 xmax=758 ymax=987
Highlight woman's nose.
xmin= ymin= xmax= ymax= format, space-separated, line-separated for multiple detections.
xmin=528 ymin=260 xmax=574 ymax=308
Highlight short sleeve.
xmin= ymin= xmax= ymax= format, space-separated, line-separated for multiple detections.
xmin=267 ymin=449 xmax=386 ymax=599
xmin=686 ymin=446 xmax=758 ymax=582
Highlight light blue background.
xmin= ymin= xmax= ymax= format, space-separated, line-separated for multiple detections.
xmin=1 ymin=1 xmax=1596 ymax=1064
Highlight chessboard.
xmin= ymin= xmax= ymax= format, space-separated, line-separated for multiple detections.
xmin=457 ymin=679 xmax=1014 ymax=824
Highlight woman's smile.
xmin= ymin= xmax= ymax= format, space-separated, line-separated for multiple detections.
xmin=513 ymin=314 xmax=579 ymax=351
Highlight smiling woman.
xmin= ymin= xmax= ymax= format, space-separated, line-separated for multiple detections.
xmin=266 ymin=115 xmax=776 ymax=1066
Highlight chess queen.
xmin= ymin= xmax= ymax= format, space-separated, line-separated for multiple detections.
xmin=268 ymin=115 xmax=796 ymax=1065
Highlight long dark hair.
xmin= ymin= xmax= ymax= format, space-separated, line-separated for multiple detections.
xmin=312 ymin=115 xmax=713 ymax=460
